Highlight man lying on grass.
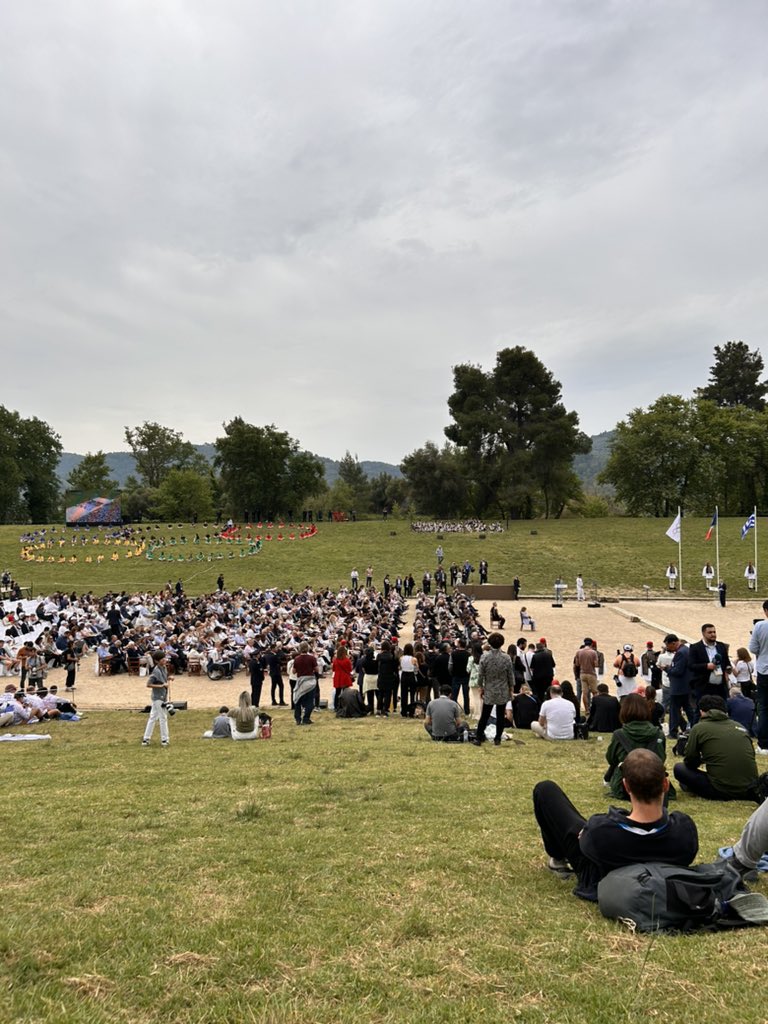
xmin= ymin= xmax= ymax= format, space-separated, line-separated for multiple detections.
xmin=533 ymin=749 xmax=698 ymax=901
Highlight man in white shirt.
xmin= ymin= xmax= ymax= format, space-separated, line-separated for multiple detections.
xmin=531 ymin=684 xmax=576 ymax=740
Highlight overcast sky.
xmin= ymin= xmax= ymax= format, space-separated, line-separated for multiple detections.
xmin=2 ymin=1 xmax=767 ymax=463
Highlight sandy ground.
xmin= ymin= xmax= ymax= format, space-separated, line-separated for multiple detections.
xmin=27 ymin=595 xmax=765 ymax=711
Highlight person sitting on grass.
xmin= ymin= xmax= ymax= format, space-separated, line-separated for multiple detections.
xmin=203 ymin=706 xmax=232 ymax=738
xmin=424 ymin=683 xmax=464 ymax=742
xmin=719 ymin=799 xmax=768 ymax=882
xmin=603 ymin=692 xmax=670 ymax=800
xmin=586 ymin=683 xmax=620 ymax=734
xmin=533 ymin=749 xmax=698 ymax=901
xmin=531 ymin=684 xmax=575 ymax=741
xmin=673 ymin=695 xmax=764 ymax=802
xmin=230 ymin=692 xmax=258 ymax=740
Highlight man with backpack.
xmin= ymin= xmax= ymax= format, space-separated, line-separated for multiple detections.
xmin=533 ymin=749 xmax=698 ymax=901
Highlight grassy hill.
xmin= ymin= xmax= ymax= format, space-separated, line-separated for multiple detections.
xmin=5 ymin=516 xmax=759 ymax=598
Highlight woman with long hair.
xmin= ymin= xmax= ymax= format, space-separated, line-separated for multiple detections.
xmin=399 ymin=643 xmax=417 ymax=716
xmin=230 ymin=690 xmax=258 ymax=740
xmin=361 ymin=645 xmax=378 ymax=716
xmin=332 ymin=644 xmax=354 ymax=710
xmin=731 ymin=647 xmax=754 ymax=699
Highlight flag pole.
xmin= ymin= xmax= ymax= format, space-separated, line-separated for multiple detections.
xmin=678 ymin=505 xmax=683 ymax=592
xmin=715 ymin=505 xmax=720 ymax=591
xmin=754 ymin=505 xmax=758 ymax=591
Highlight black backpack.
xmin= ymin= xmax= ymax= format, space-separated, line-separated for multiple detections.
xmin=622 ymin=655 xmax=638 ymax=678
xmin=597 ymin=861 xmax=766 ymax=932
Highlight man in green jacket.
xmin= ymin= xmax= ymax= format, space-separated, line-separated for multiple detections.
xmin=673 ymin=695 xmax=763 ymax=801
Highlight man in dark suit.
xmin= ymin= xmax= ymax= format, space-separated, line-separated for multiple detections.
xmin=663 ymin=633 xmax=693 ymax=737
xmin=688 ymin=623 xmax=731 ymax=705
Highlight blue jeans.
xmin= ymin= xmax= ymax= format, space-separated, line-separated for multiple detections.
xmin=756 ymin=672 xmax=768 ymax=749
xmin=294 ymin=690 xmax=314 ymax=724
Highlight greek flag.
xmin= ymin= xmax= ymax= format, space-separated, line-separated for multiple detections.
xmin=741 ymin=512 xmax=756 ymax=540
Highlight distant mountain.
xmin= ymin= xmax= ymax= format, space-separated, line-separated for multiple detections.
xmin=57 ymin=447 xmax=402 ymax=488
xmin=572 ymin=430 xmax=615 ymax=493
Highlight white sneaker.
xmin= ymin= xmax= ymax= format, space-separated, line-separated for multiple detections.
xmin=547 ymin=857 xmax=573 ymax=876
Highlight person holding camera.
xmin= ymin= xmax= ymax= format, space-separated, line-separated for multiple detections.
xmin=142 ymin=651 xmax=173 ymax=747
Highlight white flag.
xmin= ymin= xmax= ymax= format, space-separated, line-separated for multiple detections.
xmin=666 ymin=512 xmax=681 ymax=543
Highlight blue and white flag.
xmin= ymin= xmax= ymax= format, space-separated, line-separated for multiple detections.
xmin=741 ymin=512 xmax=756 ymax=540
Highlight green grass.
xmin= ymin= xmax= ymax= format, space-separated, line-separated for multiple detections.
xmin=0 ymin=711 xmax=763 ymax=1023
xmin=3 ymin=515 xmax=763 ymax=597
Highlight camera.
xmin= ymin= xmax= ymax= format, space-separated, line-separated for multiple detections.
xmin=163 ymin=701 xmax=176 ymax=716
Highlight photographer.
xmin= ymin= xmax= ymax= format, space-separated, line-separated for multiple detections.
xmin=141 ymin=651 xmax=173 ymax=748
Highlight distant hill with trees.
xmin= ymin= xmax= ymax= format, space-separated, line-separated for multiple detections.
xmin=57 ymin=447 xmax=404 ymax=489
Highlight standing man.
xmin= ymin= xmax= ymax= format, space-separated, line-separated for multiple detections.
xmin=702 ymin=562 xmax=715 ymax=590
xmin=350 ymin=568 xmax=359 ymax=592
xmin=512 ymin=576 xmax=521 ymax=600
xmin=472 ymin=632 xmax=515 ymax=746
xmin=530 ymin=640 xmax=556 ymax=706
xmin=450 ymin=562 xmax=459 ymax=587
xmin=479 ymin=559 xmax=489 ymax=585
xmin=573 ymin=638 xmax=599 ymax=715
xmin=748 ymin=600 xmax=768 ymax=756
xmin=449 ymin=637 xmax=471 ymax=715
xmin=142 ymin=651 xmax=172 ymax=747
xmin=662 ymin=633 xmax=693 ymax=738
xmin=688 ymin=623 xmax=731 ymax=704
xmin=292 ymin=641 xmax=318 ymax=726
xmin=365 ymin=566 xmax=373 ymax=589
xmin=436 ymin=544 xmax=444 ymax=565
xmin=665 ymin=563 xmax=678 ymax=590
xmin=745 ymin=563 xmax=757 ymax=590
xmin=575 ymin=575 xmax=585 ymax=602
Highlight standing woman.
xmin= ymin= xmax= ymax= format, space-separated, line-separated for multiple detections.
xmin=731 ymin=647 xmax=755 ymax=699
xmin=414 ymin=642 xmax=430 ymax=704
xmin=376 ymin=640 xmax=399 ymax=717
xmin=64 ymin=640 xmax=79 ymax=691
xmin=332 ymin=644 xmax=354 ymax=710
xmin=399 ymin=643 xmax=417 ymax=717
xmin=468 ymin=644 xmax=483 ymax=719
xmin=472 ymin=632 xmax=515 ymax=746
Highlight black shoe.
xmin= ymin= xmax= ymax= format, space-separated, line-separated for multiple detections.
xmin=278 ymin=702 xmax=288 ymax=706
xmin=493 ymin=738 xmax=502 ymax=746
xmin=472 ymin=737 xmax=484 ymax=746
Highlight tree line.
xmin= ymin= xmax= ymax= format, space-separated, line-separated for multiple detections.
xmin=2 ymin=340 xmax=763 ymax=523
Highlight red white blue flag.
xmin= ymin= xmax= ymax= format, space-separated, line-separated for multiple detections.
xmin=705 ymin=510 xmax=718 ymax=541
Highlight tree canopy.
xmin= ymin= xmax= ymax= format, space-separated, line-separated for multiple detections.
xmin=0 ymin=406 xmax=61 ymax=523
xmin=696 ymin=341 xmax=767 ymax=410
xmin=124 ymin=422 xmax=204 ymax=488
xmin=443 ymin=347 xmax=590 ymax=518
xmin=214 ymin=419 xmax=324 ymax=519
xmin=600 ymin=395 xmax=768 ymax=516
xmin=66 ymin=451 xmax=118 ymax=495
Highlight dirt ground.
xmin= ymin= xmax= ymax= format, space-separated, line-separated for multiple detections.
xmin=30 ymin=595 xmax=764 ymax=711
